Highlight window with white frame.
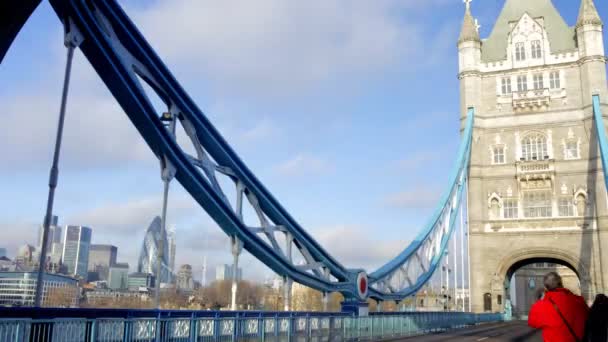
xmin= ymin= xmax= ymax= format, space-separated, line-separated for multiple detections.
xmin=493 ymin=146 xmax=506 ymax=164
xmin=503 ymin=199 xmax=519 ymax=219
xmin=558 ymin=197 xmax=575 ymax=216
xmin=517 ymin=75 xmax=528 ymax=92
xmin=565 ymin=140 xmax=579 ymax=159
xmin=524 ymin=191 xmax=552 ymax=218
xmin=549 ymin=71 xmax=561 ymax=89
xmin=501 ymin=77 xmax=512 ymax=95
xmin=521 ymin=133 xmax=548 ymax=161
xmin=533 ymin=74 xmax=544 ymax=90
xmin=531 ymin=40 xmax=542 ymax=59
xmin=515 ymin=42 xmax=526 ymax=61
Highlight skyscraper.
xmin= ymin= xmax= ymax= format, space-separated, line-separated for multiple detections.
xmin=216 ymin=264 xmax=242 ymax=282
xmin=108 ymin=263 xmax=129 ymax=290
xmin=167 ymin=226 xmax=176 ymax=276
xmin=0 ymin=248 xmax=6 ymax=258
xmin=88 ymin=245 xmax=117 ymax=281
xmin=62 ymin=225 xmax=92 ymax=279
xmin=38 ymin=215 xmax=63 ymax=263
xmin=137 ymin=217 xmax=171 ymax=283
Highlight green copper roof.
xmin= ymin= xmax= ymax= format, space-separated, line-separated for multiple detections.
xmin=481 ymin=0 xmax=576 ymax=62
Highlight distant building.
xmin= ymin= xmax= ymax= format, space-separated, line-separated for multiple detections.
xmin=62 ymin=226 xmax=92 ymax=279
xmin=87 ymin=245 xmax=117 ymax=281
xmin=0 ymin=272 xmax=78 ymax=307
xmin=167 ymin=226 xmax=176 ymax=276
xmin=0 ymin=257 xmax=13 ymax=272
xmin=38 ymin=215 xmax=63 ymax=264
xmin=15 ymin=244 xmax=38 ymax=271
xmin=0 ymin=248 xmax=6 ymax=258
xmin=176 ymin=264 xmax=194 ymax=291
xmin=216 ymin=264 xmax=242 ymax=282
xmin=128 ymin=272 xmax=155 ymax=291
xmin=137 ymin=217 xmax=171 ymax=283
xmin=108 ymin=263 xmax=129 ymax=290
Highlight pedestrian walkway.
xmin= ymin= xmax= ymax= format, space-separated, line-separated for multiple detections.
xmin=395 ymin=321 xmax=541 ymax=342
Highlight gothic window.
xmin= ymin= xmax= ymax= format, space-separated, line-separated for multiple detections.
xmin=492 ymin=146 xmax=505 ymax=164
xmin=501 ymin=77 xmax=512 ymax=95
xmin=531 ymin=40 xmax=542 ymax=59
xmin=523 ymin=191 xmax=552 ymax=218
xmin=517 ymin=75 xmax=528 ymax=92
xmin=515 ymin=43 xmax=526 ymax=61
xmin=549 ymin=71 xmax=561 ymax=89
xmin=504 ymin=199 xmax=519 ymax=219
xmin=565 ymin=140 xmax=579 ymax=160
xmin=521 ymin=133 xmax=548 ymax=161
xmin=558 ymin=198 xmax=575 ymax=217
xmin=533 ymin=74 xmax=544 ymax=90
xmin=497 ymin=295 xmax=503 ymax=305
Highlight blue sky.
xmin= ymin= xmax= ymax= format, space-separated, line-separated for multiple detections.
xmin=1 ymin=0 xmax=606 ymax=282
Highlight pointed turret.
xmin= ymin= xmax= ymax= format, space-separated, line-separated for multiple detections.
xmin=457 ymin=0 xmax=482 ymax=125
xmin=458 ymin=4 xmax=480 ymax=44
xmin=576 ymin=0 xmax=602 ymax=28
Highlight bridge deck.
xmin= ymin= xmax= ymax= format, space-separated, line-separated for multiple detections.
xmin=395 ymin=321 xmax=541 ymax=342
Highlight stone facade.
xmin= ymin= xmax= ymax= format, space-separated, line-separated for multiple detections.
xmin=459 ymin=0 xmax=608 ymax=313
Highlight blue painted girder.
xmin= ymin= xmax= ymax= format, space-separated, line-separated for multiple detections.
xmin=4 ymin=0 xmax=475 ymax=302
xmin=592 ymin=95 xmax=608 ymax=194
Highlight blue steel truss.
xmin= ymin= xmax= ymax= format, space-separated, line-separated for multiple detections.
xmin=593 ymin=95 xmax=608 ymax=193
xmin=2 ymin=0 xmax=474 ymax=302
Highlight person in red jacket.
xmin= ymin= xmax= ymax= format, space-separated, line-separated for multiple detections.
xmin=528 ymin=272 xmax=589 ymax=342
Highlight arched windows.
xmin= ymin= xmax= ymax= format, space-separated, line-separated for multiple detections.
xmin=484 ymin=293 xmax=492 ymax=312
xmin=521 ymin=133 xmax=548 ymax=161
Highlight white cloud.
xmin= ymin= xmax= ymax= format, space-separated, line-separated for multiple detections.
xmin=275 ymin=153 xmax=334 ymax=177
xmin=128 ymin=0 xmax=451 ymax=96
xmin=0 ymin=91 xmax=152 ymax=168
xmin=315 ymin=224 xmax=406 ymax=271
xmin=68 ymin=195 xmax=198 ymax=234
xmin=242 ymin=118 xmax=279 ymax=143
xmin=384 ymin=187 xmax=442 ymax=209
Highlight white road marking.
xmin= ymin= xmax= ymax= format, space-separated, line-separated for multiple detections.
xmin=476 ymin=337 xmax=489 ymax=341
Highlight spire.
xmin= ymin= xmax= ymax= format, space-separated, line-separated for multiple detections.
xmin=459 ymin=0 xmax=480 ymax=44
xmin=576 ymin=0 xmax=602 ymax=28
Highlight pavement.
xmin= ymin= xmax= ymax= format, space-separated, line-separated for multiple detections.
xmin=394 ymin=321 xmax=542 ymax=342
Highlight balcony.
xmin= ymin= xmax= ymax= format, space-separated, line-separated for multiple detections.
xmin=516 ymin=159 xmax=555 ymax=189
xmin=512 ymin=88 xmax=550 ymax=111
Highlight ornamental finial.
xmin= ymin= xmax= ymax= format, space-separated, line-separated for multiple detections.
xmin=464 ymin=0 xmax=472 ymax=11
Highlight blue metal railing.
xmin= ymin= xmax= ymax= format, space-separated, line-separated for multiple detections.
xmin=0 ymin=310 xmax=503 ymax=341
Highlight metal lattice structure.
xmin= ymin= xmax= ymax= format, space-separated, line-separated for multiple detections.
xmin=2 ymin=0 xmax=474 ymax=303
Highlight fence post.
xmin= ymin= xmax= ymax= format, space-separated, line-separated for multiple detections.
xmin=189 ymin=317 xmax=197 ymax=342
xmin=89 ymin=320 xmax=96 ymax=342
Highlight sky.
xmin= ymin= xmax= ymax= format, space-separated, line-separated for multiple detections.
xmin=1 ymin=0 xmax=607 ymax=284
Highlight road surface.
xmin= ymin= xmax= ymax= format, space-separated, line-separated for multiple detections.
xmin=395 ymin=321 xmax=542 ymax=341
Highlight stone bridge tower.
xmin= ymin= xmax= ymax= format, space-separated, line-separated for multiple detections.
xmin=459 ymin=0 xmax=608 ymax=313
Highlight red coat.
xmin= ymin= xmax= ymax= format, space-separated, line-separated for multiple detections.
xmin=528 ymin=288 xmax=589 ymax=342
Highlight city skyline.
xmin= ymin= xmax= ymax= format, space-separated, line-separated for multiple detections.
xmin=1 ymin=0 xmax=607 ymax=285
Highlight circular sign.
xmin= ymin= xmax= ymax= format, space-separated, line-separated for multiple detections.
xmin=356 ymin=272 xmax=368 ymax=300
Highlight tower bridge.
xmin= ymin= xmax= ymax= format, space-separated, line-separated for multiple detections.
xmin=0 ymin=0 xmax=606 ymax=340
